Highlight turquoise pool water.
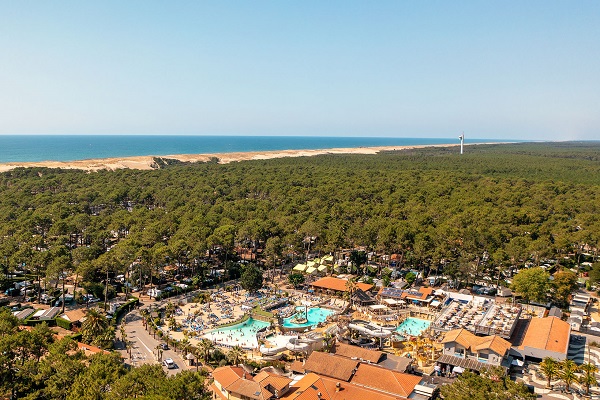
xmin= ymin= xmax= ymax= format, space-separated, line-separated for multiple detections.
xmin=282 ymin=307 xmax=335 ymax=328
xmin=204 ymin=318 xmax=270 ymax=347
xmin=395 ymin=317 xmax=431 ymax=336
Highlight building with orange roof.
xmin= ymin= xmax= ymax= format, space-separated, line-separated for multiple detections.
xmin=437 ymin=328 xmax=512 ymax=372
xmin=210 ymin=366 xmax=293 ymax=400
xmin=517 ymin=316 xmax=571 ymax=361
xmin=76 ymin=342 xmax=111 ymax=357
xmin=282 ymin=373 xmax=403 ymax=400
xmin=296 ymin=351 xmax=433 ymax=399
xmin=302 ymin=351 xmax=359 ymax=381
xmin=331 ymin=342 xmax=383 ymax=364
xmin=309 ymin=277 xmax=373 ymax=295
xmin=283 ymin=363 xmax=431 ymax=400
xmin=350 ymin=363 xmax=422 ymax=398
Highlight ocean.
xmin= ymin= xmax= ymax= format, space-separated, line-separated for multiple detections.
xmin=0 ymin=135 xmax=506 ymax=163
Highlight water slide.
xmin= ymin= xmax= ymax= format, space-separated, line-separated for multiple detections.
xmin=260 ymin=333 xmax=322 ymax=356
xmin=348 ymin=320 xmax=394 ymax=338
xmin=286 ymin=337 xmax=312 ymax=352
xmin=259 ymin=343 xmax=288 ymax=356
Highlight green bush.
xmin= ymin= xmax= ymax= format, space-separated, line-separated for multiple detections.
xmin=112 ymin=298 xmax=140 ymax=324
xmin=68 ymin=332 xmax=83 ymax=341
xmin=55 ymin=317 xmax=72 ymax=330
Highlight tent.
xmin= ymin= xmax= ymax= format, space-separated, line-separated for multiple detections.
xmin=306 ymin=266 xmax=317 ymax=274
xmin=317 ymin=265 xmax=328 ymax=272
xmin=293 ymin=264 xmax=307 ymax=272
xmin=306 ymin=261 xmax=317 ymax=267
xmin=321 ymin=255 xmax=334 ymax=263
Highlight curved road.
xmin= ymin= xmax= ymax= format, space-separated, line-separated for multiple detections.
xmin=118 ymin=308 xmax=190 ymax=376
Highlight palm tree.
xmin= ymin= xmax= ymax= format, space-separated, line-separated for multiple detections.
xmin=539 ymin=357 xmax=558 ymax=388
xmin=578 ymin=362 xmax=598 ymax=396
xmin=345 ymin=278 xmax=357 ymax=307
xmin=119 ymin=323 xmax=127 ymax=344
xmin=322 ymin=333 xmax=335 ymax=352
xmin=80 ymin=309 xmax=107 ymax=344
xmin=96 ymin=326 xmax=115 ymax=349
xmin=199 ymin=339 xmax=215 ymax=365
xmin=227 ymin=345 xmax=245 ymax=366
xmin=155 ymin=344 xmax=164 ymax=361
xmin=559 ymin=359 xmax=579 ymax=392
xmin=180 ymin=338 xmax=191 ymax=358
xmin=192 ymin=345 xmax=202 ymax=371
xmin=165 ymin=301 xmax=175 ymax=319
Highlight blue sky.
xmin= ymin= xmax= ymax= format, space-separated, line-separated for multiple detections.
xmin=1 ymin=1 xmax=598 ymax=140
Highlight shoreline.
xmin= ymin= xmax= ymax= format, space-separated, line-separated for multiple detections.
xmin=0 ymin=142 xmax=485 ymax=172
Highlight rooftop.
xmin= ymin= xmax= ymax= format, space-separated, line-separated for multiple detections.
xmin=310 ymin=277 xmax=373 ymax=293
xmin=303 ymin=352 xmax=359 ymax=381
xmin=442 ymin=328 xmax=511 ymax=356
xmin=350 ymin=363 xmax=421 ymax=398
xmin=331 ymin=342 xmax=383 ymax=364
xmin=283 ymin=373 xmax=410 ymax=400
xmin=520 ymin=316 xmax=570 ymax=354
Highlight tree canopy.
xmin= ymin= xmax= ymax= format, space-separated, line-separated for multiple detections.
xmin=440 ymin=368 xmax=535 ymax=400
xmin=0 ymin=142 xmax=598 ymax=306
xmin=511 ymin=267 xmax=550 ymax=304
xmin=0 ymin=308 xmax=210 ymax=399
xmin=240 ymin=263 xmax=263 ymax=293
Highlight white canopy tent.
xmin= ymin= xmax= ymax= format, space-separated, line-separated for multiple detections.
xmin=293 ymin=264 xmax=307 ymax=272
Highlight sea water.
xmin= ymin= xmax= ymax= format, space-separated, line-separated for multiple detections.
xmin=0 ymin=135 xmax=507 ymax=163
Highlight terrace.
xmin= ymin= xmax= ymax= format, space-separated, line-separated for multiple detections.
xmin=433 ymin=298 xmax=520 ymax=339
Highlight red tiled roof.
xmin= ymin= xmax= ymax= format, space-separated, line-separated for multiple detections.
xmin=303 ymin=352 xmax=359 ymax=381
xmin=212 ymin=365 xmax=245 ymax=389
xmin=521 ymin=316 xmax=570 ymax=354
xmin=350 ymin=363 xmax=421 ymax=398
xmin=310 ymin=277 xmax=373 ymax=293
xmin=332 ymin=343 xmax=383 ymax=364
xmin=283 ymin=373 xmax=405 ymax=400
xmin=442 ymin=329 xmax=511 ymax=356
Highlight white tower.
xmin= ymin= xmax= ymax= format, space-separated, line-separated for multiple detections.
xmin=458 ymin=132 xmax=464 ymax=154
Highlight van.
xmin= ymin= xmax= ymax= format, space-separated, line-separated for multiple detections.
xmin=163 ymin=358 xmax=175 ymax=369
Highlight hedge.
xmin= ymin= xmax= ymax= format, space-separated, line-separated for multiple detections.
xmin=113 ymin=297 xmax=140 ymax=325
xmin=55 ymin=317 xmax=72 ymax=330
xmin=213 ymin=313 xmax=249 ymax=329
xmin=154 ymin=285 xmax=195 ymax=301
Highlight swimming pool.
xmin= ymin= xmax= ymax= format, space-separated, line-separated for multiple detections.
xmin=203 ymin=318 xmax=270 ymax=348
xmin=282 ymin=307 xmax=335 ymax=328
xmin=395 ymin=317 xmax=431 ymax=336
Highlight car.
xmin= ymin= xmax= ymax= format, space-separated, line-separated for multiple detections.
xmin=159 ymin=343 xmax=169 ymax=350
xmin=5 ymin=288 xmax=20 ymax=296
xmin=83 ymin=295 xmax=100 ymax=303
xmin=163 ymin=358 xmax=175 ymax=369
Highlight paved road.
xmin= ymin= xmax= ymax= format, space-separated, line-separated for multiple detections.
xmin=118 ymin=309 xmax=189 ymax=376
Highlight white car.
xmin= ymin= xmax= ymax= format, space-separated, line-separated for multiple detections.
xmin=163 ymin=358 xmax=175 ymax=369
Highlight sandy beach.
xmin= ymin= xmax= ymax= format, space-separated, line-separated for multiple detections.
xmin=0 ymin=144 xmax=462 ymax=173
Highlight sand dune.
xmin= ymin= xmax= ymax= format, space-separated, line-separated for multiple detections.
xmin=0 ymin=144 xmax=462 ymax=172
